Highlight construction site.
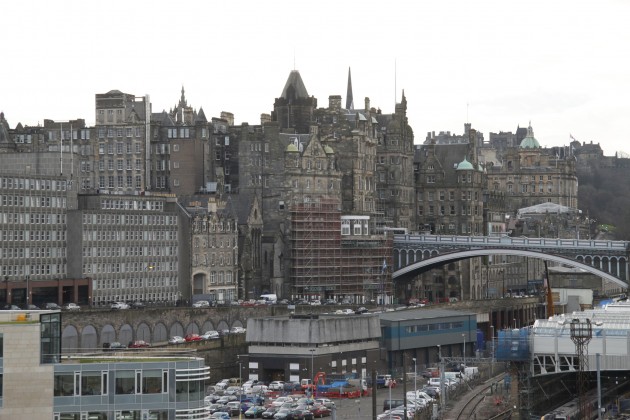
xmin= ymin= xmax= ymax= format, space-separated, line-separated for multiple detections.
xmin=289 ymin=198 xmax=392 ymax=303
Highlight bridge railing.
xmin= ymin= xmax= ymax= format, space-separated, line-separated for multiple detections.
xmin=395 ymin=234 xmax=629 ymax=251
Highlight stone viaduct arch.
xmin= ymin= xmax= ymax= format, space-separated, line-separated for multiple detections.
xmin=61 ymin=307 xmax=262 ymax=351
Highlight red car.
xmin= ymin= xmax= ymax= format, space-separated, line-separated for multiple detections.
xmin=128 ymin=340 xmax=150 ymax=348
xmin=310 ymin=404 xmax=331 ymax=418
xmin=185 ymin=333 xmax=202 ymax=342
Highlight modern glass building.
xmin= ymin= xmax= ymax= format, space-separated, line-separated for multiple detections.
xmin=0 ymin=309 xmax=210 ymax=420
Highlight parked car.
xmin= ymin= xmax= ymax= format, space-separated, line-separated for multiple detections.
xmin=225 ymin=401 xmax=242 ymax=416
xmin=193 ymin=300 xmax=210 ymax=308
xmin=128 ymin=340 xmax=150 ymax=348
xmin=224 ymin=386 xmax=242 ymax=396
xmin=26 ymin=304 xmax=40 ymax=310
xmin=355 ymin=307 xmax=369 ymax=314
xmin=335 ymin=308 xmax=354 ymax=315
xmin=269 ymin=381 xmax=285 ymax=391
xmin=201 ymin=330 xmax=220 ymax=340
xmin=262 ymin=407 xmax=280 ymax=419
xmin=230 ymin=326 xmax=246 ymax=334
xmin=245 ymin=405 xmax=267 ymax=418
xmin=103 ymin=341 xmax=127 ymax=351
xmin=45 ymin=302 xmax=61 ymax=310
xmin=185 ymin=333 xmax=202 ymax=342
xmin=131 ymin=301 xmax=146 ymax=309
xmin=169 ymin=336 xmax=185 ymax=344
xmin=63 ymin=303 xmax=80 ymax=311
xmin=111 ymin=301 xmax=130 ymax=310
xmin=210 ymin=412 xmax=230 ymax=420
xmin=309 ymin=404 xmax=331 ymax=418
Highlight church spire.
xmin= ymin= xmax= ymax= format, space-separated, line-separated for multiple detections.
xmin=179 ymin=85 xmax=187 ymax=107
xmin=346 ymin=67 xmax=354 ymax=110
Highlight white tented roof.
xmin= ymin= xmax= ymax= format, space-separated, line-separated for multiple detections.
xmin=517 ymin=202 xmax=573 ymax=218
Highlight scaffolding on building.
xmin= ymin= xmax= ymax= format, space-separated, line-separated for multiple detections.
xmin=290 ymin=197 xmax=392 ymax=302
xmin=290 ymin=198 xmax=342 ymax=300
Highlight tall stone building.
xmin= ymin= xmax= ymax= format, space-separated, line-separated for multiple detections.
xmin=186 ymin=196 xmax=239 ymax=302
xmin=93 ymin=90 xmax=150 ymax=193
xmin=233 ymin=70 xmax=395 ymax=301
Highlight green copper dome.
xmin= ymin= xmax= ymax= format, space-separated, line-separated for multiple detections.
xmin=520 ymin=122 xmax=541 ymax=149
xmin=324 ymin=145 xmax=334 ymax=154
xmin=456 ymin=156 xmax=474 ymax=171
xmin=286 ymin=143 xmax=299 ymax=152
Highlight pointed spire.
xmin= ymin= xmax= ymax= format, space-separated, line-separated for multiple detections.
xmin=346 ymin=67 xmax=354 ymax=110
xmin=179 ymin=85 xmax=187 ymax=107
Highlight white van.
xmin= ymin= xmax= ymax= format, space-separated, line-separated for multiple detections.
xmin=259 ymin=294 xmax=278 ymax=304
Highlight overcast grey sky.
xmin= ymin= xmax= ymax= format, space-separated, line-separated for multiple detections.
xmin=3 ymin=0 xmax=629 ymax=155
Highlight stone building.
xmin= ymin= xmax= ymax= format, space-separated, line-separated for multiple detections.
xmin=234 ymin=70 xmax=395 ymax=300
xmin=92 ymin=90 xmax=150 ymax=193
xmin=186 ymin=195 xmax=239 ymax=303
xmin=486 ymin=123 xmax=578 ymax=211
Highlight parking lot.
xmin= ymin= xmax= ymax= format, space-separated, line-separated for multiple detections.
xmin=319 ymin=382 xmax=434 ymax=419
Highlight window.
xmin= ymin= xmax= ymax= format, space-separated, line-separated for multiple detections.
xmin=427 ymin=175 xmax=435 ymax=183
xmin=115 ymin=370 xmax=135 ymax=394
xmin=142 ymin=370 xmax=163 ymax=394
xmin=81 ymin=372 xmax=104 ymax=396
xmin=173 ymin=144 xmax=180 ymax=152
xmin=54 ymin=373 xmax=75 ymax=396
xmin=341 ymin=222 xmax=350 ymax=235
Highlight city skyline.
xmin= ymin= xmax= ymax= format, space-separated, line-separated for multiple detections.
xmin=2 ymin=0 xmax=629 ymax=155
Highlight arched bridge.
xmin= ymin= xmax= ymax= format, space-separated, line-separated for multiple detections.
xmin=393 ymin=234 xmax=630 ymax=288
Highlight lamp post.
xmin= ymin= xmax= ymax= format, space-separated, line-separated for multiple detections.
xmin=309 ymin=348 xmax=315 ymax=398
xmin=26 ymin=275 xmax=30 ymax=307
xmin=438 ymin=345 xmax=445 ymax=415
xmin=412 ymin=357 xmax=417 ymax=400
xmin=462 ymin=333 xmax=466 ymax=368
xmin=237 ymin=355 xmax=243 ymax=420
xmin=501 ymin=269 xmax=505 ymax=298
xmin=490 ymin=325 xmax=495 ymax=375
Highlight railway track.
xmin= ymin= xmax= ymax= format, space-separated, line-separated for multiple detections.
xmin=452 ymin=373 xmax=507 ymax=420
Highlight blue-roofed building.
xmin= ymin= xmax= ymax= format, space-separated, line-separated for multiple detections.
xmin=378 ymin=308 xmax=477 ymax=370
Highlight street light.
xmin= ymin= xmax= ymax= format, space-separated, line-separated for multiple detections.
xmin=309 ymin=348 xmax=315 ymax=398
xmin=462 ymin=333 xmax=466 ymax=368
xmin=490 ymin=325 xmax=495 ymax=375
xmin=237 ymin=355 xmax=243 ymax=420
xmin=412 ymin=357 xmax=417 ymax=400
xmin=438 ymin=345 xmax=445 ymax=414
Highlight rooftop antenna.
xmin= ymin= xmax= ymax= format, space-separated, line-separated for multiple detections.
xmin=394 ymin=58 xmax=397 ymax=104
xmin=293 ymin=48 xmax=296 ymax=70
xmin=467 ymin=102 xmax=469 ymax=123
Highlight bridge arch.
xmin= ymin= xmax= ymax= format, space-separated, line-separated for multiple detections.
xmin=101 ymin=324 xmax=116 ymax=345
xmin=201 ymin=320 xmax=215 ymax=333
xmin=185 ymin=321 xmax=200 ymax=335
xmin=119 ymin=324 xmax=133 ymax=344
xmin=217 ymin=320 xmax=229 ymax=332
xmin=62 ymin=325 xmax=78 ymax=352
xmin=394 ymin=248 xmax=628 ymax=288
xmin=154 ymin=322 xmax=168 ymax=343
xmin=81 ymin=325 xmax=98 ymax=350
xmin=137 ymin=322 xmax=151 ymax=342
xmin=170 ymin=321 xmax=184 ymax=338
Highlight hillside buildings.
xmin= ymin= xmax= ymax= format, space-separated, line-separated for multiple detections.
xmin=0 ymin=68 xmax=600 ymax=309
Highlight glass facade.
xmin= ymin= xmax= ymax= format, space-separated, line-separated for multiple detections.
xmin=54 ymin=359 xmax=209 ymax=419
